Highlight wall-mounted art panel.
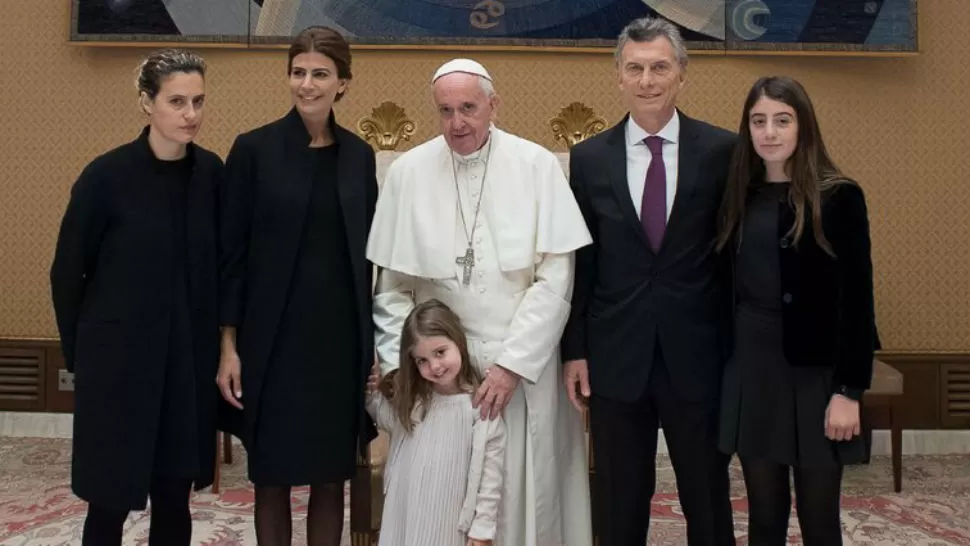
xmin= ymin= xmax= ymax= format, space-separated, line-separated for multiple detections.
xmin=70 ymin=0 xmax=918 ymax=54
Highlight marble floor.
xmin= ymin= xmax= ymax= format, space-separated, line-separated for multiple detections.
xmin=1 ymin=436 xmax=970 ymax=545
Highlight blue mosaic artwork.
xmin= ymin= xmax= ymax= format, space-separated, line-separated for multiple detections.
xmin=71 ymin=0 xmax=918 ymax=52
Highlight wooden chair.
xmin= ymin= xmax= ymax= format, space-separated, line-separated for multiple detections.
xmin=350 ymin=431 xmax=389 ymax=545
xmin=864 ymin=358 xmax=904 ymax=492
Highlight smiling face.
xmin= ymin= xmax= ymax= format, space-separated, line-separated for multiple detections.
xmin=617 ymin=36 xmax=685 ymax=132
xmin=142 ymin=71 xmax=205 ymax=145
xmin=433 ymin=72 xmax=497 ymax=155
xmin=289 ymin=51 xmax=347 ymax=122
xmin=749 ymin=95 xmax=799 ymax=175
xmin=410 ymin=334 xmax=463 ymax=394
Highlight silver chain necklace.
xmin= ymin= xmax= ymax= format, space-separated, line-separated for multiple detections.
xmin=452 ymin=134 xmax=493 ymax=286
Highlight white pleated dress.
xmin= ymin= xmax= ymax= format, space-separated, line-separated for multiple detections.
xmin=368 ymin=391 xmax=490 ymax=546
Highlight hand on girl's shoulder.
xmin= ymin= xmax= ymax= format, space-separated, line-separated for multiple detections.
xmin=366 ymin=363 xmax=380 ymax=395
xmin=365 ymin=364 xmax=397 ymax=398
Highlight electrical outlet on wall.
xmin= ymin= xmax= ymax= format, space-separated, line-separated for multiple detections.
xmin=58 ymin=370 xmax=74 ymax=392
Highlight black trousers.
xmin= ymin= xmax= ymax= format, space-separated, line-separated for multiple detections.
xmin=82 ymin=476 xmax=193 ymax=546
xmin=590 ymin=348 xmax=735 ymax=546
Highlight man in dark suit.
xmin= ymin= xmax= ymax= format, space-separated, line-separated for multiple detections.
xmin=561 ymin=16 xmax=737 ymax=546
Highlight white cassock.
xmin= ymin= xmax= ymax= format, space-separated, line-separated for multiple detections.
xmin=367 ymin=126 xmax=594 ymax=546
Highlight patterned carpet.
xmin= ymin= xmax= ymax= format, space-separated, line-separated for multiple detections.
xmin=1 ymin=438 xmax=969 ymax=545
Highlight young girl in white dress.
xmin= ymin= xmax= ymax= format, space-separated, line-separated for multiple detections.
xmin=367 ymin=298 xmax=507 ymax=546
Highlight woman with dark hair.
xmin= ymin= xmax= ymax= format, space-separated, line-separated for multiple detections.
xmin=216 ymin=26 xmax=377 ymax=545
xmin=716 ymin=76 xmax=875 ymax=545
xmin=50 ymin=48 xmax=222 ymax=546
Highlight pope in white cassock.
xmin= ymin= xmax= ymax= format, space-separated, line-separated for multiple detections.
xmin=366 ymin=58 xmax=594 ymax=546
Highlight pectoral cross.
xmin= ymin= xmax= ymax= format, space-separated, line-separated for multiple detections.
xmin=456 ymin=246 xmax=475 ymax=286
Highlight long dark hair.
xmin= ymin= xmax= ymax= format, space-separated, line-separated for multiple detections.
xmin=392 ymin=299 xmax=480 ymax=432
xmin=716 ymin=76 xmax=854 ymax=257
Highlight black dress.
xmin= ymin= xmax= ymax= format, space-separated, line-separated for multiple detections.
xmin=151 ymin=153 xmax=200 ymax=479
xmin=719 ymin=181 xmax=865 ymax=467
xmin=248 ymin=144 xmax=361 ymax=486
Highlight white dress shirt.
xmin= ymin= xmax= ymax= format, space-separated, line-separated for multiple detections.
xmin=625 ymin=111 xmax=680 ymax=222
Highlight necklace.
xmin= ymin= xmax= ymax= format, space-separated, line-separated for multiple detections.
xmin=452 ymin=134 xmax=492 ymax=286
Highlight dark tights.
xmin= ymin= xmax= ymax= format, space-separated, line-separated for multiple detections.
xmin=82 ymin=476 xmax=192 ymax=546
xmin=254 ymin=481 xmax=345 ymax=546
xmin=741 ymin=458 xmax=844 ymax=545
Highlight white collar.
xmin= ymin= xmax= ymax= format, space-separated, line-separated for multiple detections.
xmin=626 ymin=110 xmax=680 ymax=147
xmin=450 ymin=125 xmax=496 ymax=164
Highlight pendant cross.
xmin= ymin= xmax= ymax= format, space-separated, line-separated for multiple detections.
xmin=456 ymin=246 xmax=475 ymax=286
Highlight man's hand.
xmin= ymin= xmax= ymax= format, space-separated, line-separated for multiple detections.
xmin=379 ymin=369 xmax=398 ymax=400
xmin=473 ymin=365 xmax=520 ymax=420
xmin=563 ymin=359 xmax=591 ymax=413
xmin=825 ymin=394 xmax=861 ymax=441
xmin=366 ymin=363 xmax=380 ymax=395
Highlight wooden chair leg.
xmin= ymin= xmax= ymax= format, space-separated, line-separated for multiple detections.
xmin=350 ymin=446 xmax=375 ymax=546
xmin=212 ymin=432 xmax=222 ymax=494
xmin=223 ymin=431 xmax=233 ymax=464
xmin=890 ymin=399 xmax=902 ymax=493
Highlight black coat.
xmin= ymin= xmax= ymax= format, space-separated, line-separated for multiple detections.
xmin=219 ymin=108 xmax=378 ymax=450
xmin=50 ymin=128 xmax=223 ymax=510
xmin=771 ymin=182 xmax=876 ymax=393
xmin=561 ymin=113 xmax=736 ymax=403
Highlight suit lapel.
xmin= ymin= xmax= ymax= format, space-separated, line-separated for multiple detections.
xmin=664 ymin=113 xmax=701 ymax=248
xmin=604 ymin=118 xmax=653 ymax=250
xmin=279 ymin=108 xmax=318 ymax=272
xmin=332 ymin=122 xmax=365 ymax=286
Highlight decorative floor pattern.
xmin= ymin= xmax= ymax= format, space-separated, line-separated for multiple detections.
xmin=1 ymin=438 xmax=969 ymax=545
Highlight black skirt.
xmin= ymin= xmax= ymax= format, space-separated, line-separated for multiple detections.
xmin=719 ymin=304 xmax=866 ymax=467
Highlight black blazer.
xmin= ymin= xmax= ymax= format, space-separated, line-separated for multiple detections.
xmin=219 ymin=108 xmax=378 ymax=447
xmin=764 ymin=182 xmax=875 ymax=394
xmin=50 ymin=127 xmax=223 ymax=509
xmin=562 ymin=112 xmax=736 ymax=403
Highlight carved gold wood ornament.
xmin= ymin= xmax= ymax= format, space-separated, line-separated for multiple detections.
xmin=357 ymin=101 xmax=416 ymax=151
xmin=550 ymin=102 xmax=608 ymax=149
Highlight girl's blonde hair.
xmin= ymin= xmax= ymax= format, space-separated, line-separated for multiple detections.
xmin=392 ymin=299 xmax=480 ymax=431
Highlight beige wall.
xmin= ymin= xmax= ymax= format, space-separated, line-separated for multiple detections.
xmin=2 ymin=1 xmax=967 ymax=350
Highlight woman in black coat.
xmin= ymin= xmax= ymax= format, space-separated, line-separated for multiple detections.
xmin=715 ymin=76 xmax=875 ymax=545
xmin=216 ymin=26 xmax=377 ymax=546
xmin=50 ymin=49 xmax=222 ymax=546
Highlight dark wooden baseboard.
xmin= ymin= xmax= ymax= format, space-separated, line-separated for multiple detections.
xmin=1 ymin=339 xmax=967 ymax=428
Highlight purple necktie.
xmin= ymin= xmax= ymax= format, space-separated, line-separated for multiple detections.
xmin=641 ymin=136 xmax=666 ymax=252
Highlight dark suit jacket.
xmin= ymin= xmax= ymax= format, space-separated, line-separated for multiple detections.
xmin=561 ymin=112 xmax=736 ymax=403
xmin=772 ymin=182 xmax=875 ymax=393
xmin=50 ymin=127 xmax=222 ymax=509
xmin=219 ymin=108 xmax=378 ymax=448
